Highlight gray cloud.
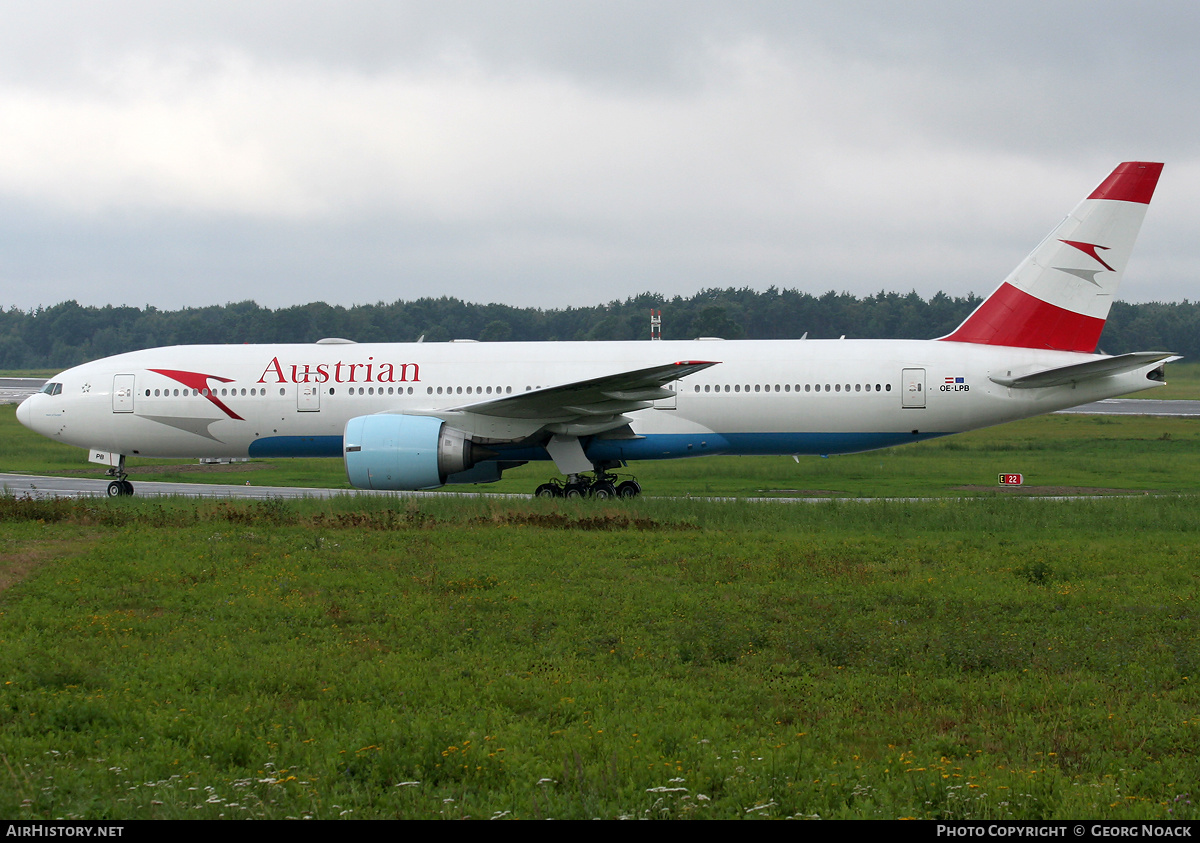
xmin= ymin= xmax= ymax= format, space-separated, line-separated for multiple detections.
xmin=0 ymin=1 xmax=1196 ymax=312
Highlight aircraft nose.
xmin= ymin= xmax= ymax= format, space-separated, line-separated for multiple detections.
xmin=16 ymin=395 xmax=32 ymax=429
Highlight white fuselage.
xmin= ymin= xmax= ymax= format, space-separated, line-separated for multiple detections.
xmin=16 ymin=338 xmax=1164 ymax=466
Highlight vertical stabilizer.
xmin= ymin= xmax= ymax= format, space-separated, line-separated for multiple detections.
xmin=941 ymin=161 xmax=1162 ymax=352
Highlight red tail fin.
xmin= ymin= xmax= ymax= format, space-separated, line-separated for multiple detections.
xmin=941 ymin=162 xmax=1162 ymax=352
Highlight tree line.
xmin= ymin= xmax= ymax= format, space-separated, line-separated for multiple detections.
xmin=0 ymin=288 xmax=1195 ymax=370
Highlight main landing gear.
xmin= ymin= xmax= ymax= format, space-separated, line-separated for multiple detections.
xmin=104 ymin=456 xmax=134 ymax=497
xmin=535 ymin=470 xmax=642 ymax=500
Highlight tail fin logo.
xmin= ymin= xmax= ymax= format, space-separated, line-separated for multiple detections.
xmin=1060 ymin=240 xmax=1115 ymax=272
xmin=1057 ymin=240 xmax=1115 ymax=286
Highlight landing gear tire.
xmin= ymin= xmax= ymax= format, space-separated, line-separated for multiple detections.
xmin=103 ymin=455 xmax=133 ymax=497
xmin=616 ymin=480 xmax=641 ymax=499
xmin=591 ymin=481 xmax=617 ymax=500
xmin=533 ymin=469 xmax=641 ymax=500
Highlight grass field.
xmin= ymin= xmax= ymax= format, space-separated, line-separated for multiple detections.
xmin=2 ymin=365 xmax=1199 ymax=819
xmin=0 ymin=370 xmax=61 ymax=379
xmin=1 ymin=494 xmax=1198 ymax=820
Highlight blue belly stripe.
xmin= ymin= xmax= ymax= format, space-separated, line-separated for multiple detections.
xmin=248 ymin=436 xmax=344 ymax=458
xmin=247 ymin=431 xmax=947 ymax=462
xmin=585 ymin=431 xmax=946 ymax=460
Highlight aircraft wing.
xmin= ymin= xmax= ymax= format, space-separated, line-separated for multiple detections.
xmin=449 ymin=359 xmax=718 ymax=420
xmin=989 ymin=352 xmax=1178 ymax=389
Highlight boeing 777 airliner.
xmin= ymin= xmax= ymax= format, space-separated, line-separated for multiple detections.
xmin=17 ymin=162 xmax=1173 ymax=498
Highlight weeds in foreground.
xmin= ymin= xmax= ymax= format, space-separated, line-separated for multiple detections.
xmin=1 ymin=494 xmax=1198 ymax=819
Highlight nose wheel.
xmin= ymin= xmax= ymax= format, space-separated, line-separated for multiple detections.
xmin=104 ymin=455 xmax=134 ymax=496
xmin=106 ymin=480 xmax=135 ymax=497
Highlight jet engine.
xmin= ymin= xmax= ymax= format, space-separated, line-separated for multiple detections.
xmin=343 ymin=414 xmax=487 ymax=490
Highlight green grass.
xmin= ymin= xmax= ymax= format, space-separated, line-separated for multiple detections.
xmin=1 ymin=494 xmax=1198 ymax=819
xmin=0 ymin=369 xmax=61 ymax=379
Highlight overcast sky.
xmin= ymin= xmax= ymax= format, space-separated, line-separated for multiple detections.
xmin=1 ymin=1 xmax=1197 ymax=313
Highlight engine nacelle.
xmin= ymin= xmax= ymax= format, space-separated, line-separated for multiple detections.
xmin=343 ymin=414 xmax=481 ymax=491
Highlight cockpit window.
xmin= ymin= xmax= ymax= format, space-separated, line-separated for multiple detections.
xmin=40 ymin=382 xmax=62 ymax=396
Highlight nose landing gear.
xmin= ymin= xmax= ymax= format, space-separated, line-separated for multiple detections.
xmin=106 ymin=479 xmax=134 ymax=497
xmin=104 ymin=455 xmax=135 ymax=497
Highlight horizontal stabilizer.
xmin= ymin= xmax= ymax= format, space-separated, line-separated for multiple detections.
xmin=989 ymin=352 xmax=1178 ymax=389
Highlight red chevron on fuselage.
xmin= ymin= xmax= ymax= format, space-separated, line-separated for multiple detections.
xmin=148 ymin=368 xmax=245 ymax=420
